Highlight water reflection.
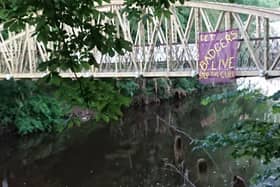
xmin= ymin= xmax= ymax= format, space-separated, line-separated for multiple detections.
xmin=2 ymin=170 xmax=8 ymax=187
xmin=1 ymin=170 xmax=19 ymax=187
xmin=0 ymin=96 xmax=260 ymax=187
xmin=232 ymin=176 xmax=246 ymax=187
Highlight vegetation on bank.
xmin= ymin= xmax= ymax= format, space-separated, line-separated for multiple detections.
xmin=195 ymin=89 xmax=280 ymax=184
xmin=0 ymin=77 xmax=201 ymax=136
xmin=0 ymin=80 xmax=68 ymax=135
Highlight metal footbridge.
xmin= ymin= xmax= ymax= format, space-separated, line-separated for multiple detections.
xmin=1 ymin=1 xmax=280 ymax=79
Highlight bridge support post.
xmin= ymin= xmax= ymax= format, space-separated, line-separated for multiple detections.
xmin=115 ymin=13 xmax=120 ymax=73
xmin=140 ymin=20 xmax=145 ymax=75
xmin=225 ymin=12 xmax=232 ymax=29
xmin=263 ymin=18 xmax=269 ymax=73
xmin=256 ymin=16 xmax=261 ymax=38
xmin=26 ymin=25 xmax=34 ymax=74
xmin=167 ymin=18 xmax=171 ymax=73
xmin=195 ymin=8 xmax=201 ymax=74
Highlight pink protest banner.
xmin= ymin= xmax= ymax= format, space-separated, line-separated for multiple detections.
xmin=198 ymin=29 xmax=239 ymax=84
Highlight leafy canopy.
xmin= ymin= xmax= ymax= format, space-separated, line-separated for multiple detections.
xmin=0 ymin=0 xmax=187 ymax=124
xmin=0 ymin=0 xmax=185 ymax=75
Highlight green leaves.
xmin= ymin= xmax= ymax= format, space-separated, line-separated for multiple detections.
xmin=1 ymin=0 xmax=135 ymax=74
xmin=116 ymin=79 xmax=139 ymax=97
xmin=124 ymin=0 xmax=186 ymax=17
xmin=200 ymin=89 xmax=265 ymax=106
xmin=123 ymin=0 xmax=184 ymax=22
xmin=0 ymin=80 xmax=69 ymax=135
xmin=0 ymin=80 xmax=36 ymax=126
xmin=272 ymin=103 xmax=280 ymax=114
xmin=270 ymin=91 xmax=280 ymax=101
xmin=115 ymin=38 xmax=132 ymax=55
xmin=195 ymin=120 xmax=280 ymax=164
xmin=53 ymin=78 xmax=131 ymax=123
xmin=195 ymin=88 xmax=280 ymax=184
xmin=15 ymin=95 xmax=67 ymax=135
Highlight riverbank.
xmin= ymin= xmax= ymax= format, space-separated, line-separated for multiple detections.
xmin=0 ymin=77 xmax=204 ymax=137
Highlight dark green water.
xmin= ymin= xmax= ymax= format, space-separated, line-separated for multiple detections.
xmin=0 ymin=95 xmax=260 ymax=187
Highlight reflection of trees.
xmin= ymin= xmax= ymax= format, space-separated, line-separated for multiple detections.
xmin=202 ymin=89 xmax=270 ymax=135
xmin=108 ymin=98 xmax=258 ymax=187
xmin=200 ymin=111 xmax=217 ymax=128
xmin=0 ymin=93 xmax=260 ymax=187
xmin=0 ymin=122 xmax=103 ymax=186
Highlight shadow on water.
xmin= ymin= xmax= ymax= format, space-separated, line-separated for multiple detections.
xmin=0 ymin=95 xmax=259 ymax=187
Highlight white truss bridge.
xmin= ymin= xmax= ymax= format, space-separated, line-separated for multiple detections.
xmin=1 ymin=1 xmax=280 ymax=79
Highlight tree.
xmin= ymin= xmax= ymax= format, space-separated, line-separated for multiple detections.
xmin=0 ymin=0 xmax=186 ymax=123
xmin=0 ymin=0 xmax=185 ymax=74
xmin=195 ymin=89 xmax=280 ymax=184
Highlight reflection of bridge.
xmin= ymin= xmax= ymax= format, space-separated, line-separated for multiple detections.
xmin=1 ymin=1 xmax=280 ymax=79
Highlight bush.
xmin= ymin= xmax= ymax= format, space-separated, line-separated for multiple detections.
xmin=195 ymin=89 xmax=280 ymax=184
xmin=0 ymin=80 xmax=35 ymax=127
xmin=15 ymin=95 xmax=67 ymax=135
xmin=116 ymin=79 xmax=139 ymax=97
xmin=0 ymin=80 xmax=68 ymax=135
xmin=51 ymin=78 xmax=131 ymax=123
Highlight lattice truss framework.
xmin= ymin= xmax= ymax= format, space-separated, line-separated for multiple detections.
xmin=0 ymin=1 xmax=280 ymax=79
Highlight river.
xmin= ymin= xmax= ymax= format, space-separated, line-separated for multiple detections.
xmin=0 ymin=81 xmax=278 ymax=187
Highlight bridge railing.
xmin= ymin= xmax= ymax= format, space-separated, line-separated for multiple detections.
xmin=0 ymin=1 xmax=280 ymax=79
xmin=237 ymin=36 xmax=280 ymax=72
